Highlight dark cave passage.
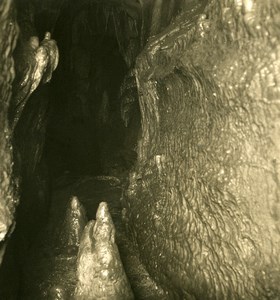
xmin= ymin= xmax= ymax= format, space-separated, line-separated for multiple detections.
xmin=44 ymin=3 xmax=140 ymax=179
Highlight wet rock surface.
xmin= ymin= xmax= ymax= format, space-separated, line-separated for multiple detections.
xmin=11 ymin=32 xmax=59 ymax=130
xmin=0 ymin=0 xmax=18 ymax=264
xmin=1 ymin=0 xmax=280 ymax=299
xmin=123 ymin=1 xmax=280 ymax=298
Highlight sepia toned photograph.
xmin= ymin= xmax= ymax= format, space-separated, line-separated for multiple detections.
xmin=0 ymin=0 xmax=279 ymax=299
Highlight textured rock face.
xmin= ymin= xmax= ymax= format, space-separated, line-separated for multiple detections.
xmin=123 ymin=1 xmax=280 ymax=299
xmin=11 ymin=31 xmax=59 ymax=130
xmin=10 ymin=0 xmax=59 ymax=255
xmin=0 ymin=0 xmax=18 ymax=264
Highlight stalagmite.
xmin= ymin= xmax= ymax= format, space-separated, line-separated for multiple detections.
xmin=75 ymin=202 xmax=134 ymax=300
xmin=58 ymin=196 xmax=88 ymax=250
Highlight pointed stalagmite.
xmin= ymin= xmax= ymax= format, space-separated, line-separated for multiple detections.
xmin=75 ymin=202 xmax=134 ymax=300
xmin=59 ymin=196 xmax=87 ymax=250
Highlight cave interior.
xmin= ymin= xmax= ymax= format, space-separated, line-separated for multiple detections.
xmin=1 ymin=0 xmax=280 ymax=299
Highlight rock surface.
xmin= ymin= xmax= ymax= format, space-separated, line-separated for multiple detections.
xmin=123 ymin=1 xmax=280 ymax=298
xmin=75 ymin=202 xmax=134 ymax=300
xmin=0 ymin=0 xmax=19 ymax=264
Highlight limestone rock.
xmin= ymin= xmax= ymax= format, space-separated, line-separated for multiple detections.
xmin=58 ymin=196 xmax=87 ymax=251
xmin=0 ymin=0 xmax=19 ymax=265
xmin=75 ymin=202 xmax=134 ymax=300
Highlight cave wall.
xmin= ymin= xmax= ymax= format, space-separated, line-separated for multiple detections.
xmin=0 ymin=1 xmax=61 ymax=296
xmin=0 ymin=0 xmax=18 ymax=264
xmin=8 ymin=1 xmax=60 ymax=258
xmin=124 ymin=1 xmax=280 ymax=298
